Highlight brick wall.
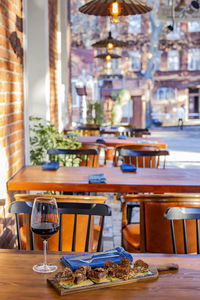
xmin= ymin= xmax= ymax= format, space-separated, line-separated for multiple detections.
xmin=49 ymin=0 xmax=59 ymax=128
xmin=0 ymin=0 xmax=24 ymax=248
xmin=0 ymin=0 xmax=24 ymax=183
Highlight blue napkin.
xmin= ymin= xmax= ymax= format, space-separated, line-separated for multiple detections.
xmin=61 ymin=247 xmax=133 ymax=271
xmin=42 ymin=161 xmax=59 ymax=171
xmin=111 ymin=126 xmax=118 ymax=129
xmin=89 ymin=173 xmax=106 ymax=184
xmin=121 ymin=163 xmax=136 ymax=172
xmin=118 ymin=135 xmax=127 ymax=140
xmin=96 ymin=138 xmax=106 ymax=143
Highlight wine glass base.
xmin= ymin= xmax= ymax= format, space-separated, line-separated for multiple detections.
xmin=33 ymin=263 xmax=57 ymax=273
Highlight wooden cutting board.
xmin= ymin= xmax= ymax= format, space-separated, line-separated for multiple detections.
xmin=47 ymin=263 xmax=178 ymax=296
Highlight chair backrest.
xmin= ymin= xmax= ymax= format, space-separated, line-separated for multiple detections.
xmin=122 ymin=194 xmax=200 ymax=254
xmin=77 ymin=125 xmax=100 ymax=136
xmin=47 ymin=148 xmax=99 ymax=167
xmin=132 ymin=128 xmax=150 ymax=137
xmin=164 ymin=207 xmax=200 ymax=254
xmin=118 ymin=127 xmax=150 ymax=137
xmin=117 ymin=127 xmax=134 ymax=137
xmin=9 ymin=198 xmax=111 ymax=252
xmin=80 ymin=143 xmax=107 ymax=167
xmin=115 ymin=148 xmax=169 ymax=168
xmin=113 ymin=144 xmax=160 ymax=167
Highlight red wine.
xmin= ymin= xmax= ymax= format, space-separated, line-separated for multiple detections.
xmin=31 ymin=222 xmax=59 ymax=240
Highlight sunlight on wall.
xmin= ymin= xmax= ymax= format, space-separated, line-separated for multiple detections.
xmin=0 ymin=144 xmax=8 ymax=202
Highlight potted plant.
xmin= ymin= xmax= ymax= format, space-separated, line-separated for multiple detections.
xmin=29 ymin=116 xmax=81 ymax=165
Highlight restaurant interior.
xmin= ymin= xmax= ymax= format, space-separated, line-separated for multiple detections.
xmin=1 ymin=0 xmax=200 ymax=298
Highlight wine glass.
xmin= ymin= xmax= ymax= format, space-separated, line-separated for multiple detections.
xmin=31 ymin=197 xmax=59 ymax=273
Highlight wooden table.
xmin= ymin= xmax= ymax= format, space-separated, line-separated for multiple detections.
xmin=78 ymin=136 xmax=167 ymax=161
xmin=7 ymin=166 xmax=200 ymax=194
xmin=1 ymin=250 xmax=200 ymax=299
xmin=78 ymin=136 xmax=166 ymax=149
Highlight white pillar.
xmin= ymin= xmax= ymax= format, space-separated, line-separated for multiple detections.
xmin=57 ymin=0 xmax=69 ymax=132
xmin=23 ymin=0 xmax=50 ymax=164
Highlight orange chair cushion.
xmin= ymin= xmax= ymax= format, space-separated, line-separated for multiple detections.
xmin=20 ymin=215 xmax=100 ymax=252
xmin=122 ymin=224 xmax=140 ymax=253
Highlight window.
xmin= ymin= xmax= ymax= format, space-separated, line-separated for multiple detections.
xmin=188 ymin=49 xmax=200 ymax=70
xmin=168 ymin=50 xmax=179 ymax=70
xmin=128 ymin=15 xmax=141 ymax=34
xmin=153 ymin=88 xmax=175 ymax=101
xmin=112 ymin=59 xmax=119 ymax=71
xmin=188 ymin=22 xmax=200 ymax=32
xmin=130 ymin=51 xmax=141 ymax=71
xmin=155 ymin=51 xmax=161 ymax=70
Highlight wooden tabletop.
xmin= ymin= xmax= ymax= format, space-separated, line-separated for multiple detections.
xmin=78 ymin=136 xmax=167 ymax=149
xmin=1 ymin=250 xmax=200 ymax=299
xmin=7 ymin=166 xmax=200 ymax=193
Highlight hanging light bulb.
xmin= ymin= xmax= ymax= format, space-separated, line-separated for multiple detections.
xmin=105 ymin=54 xmax=112 ymax=61
xmin=110 ymin=16 xmax=119 ymax=24
xmin=109 ymin=1 xmax=122 ymax=24
xmin=109 ymin=1 xmax=121 ymax=17
xmin=107 ymin=42 xmax=114 ymax=51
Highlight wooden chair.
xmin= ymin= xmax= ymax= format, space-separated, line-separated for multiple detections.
xmin=76 ymin=125 xmax=100 ymax=137
xmin=117 ymin=127 xmax=135 ymax=137
xmin=122 ymin=194 xmax=200 ymax=254
xmin=132 ymin=128 xmax=150 ymax=137
xmin=114 ymin=147 xmax=169 ymax=211
xmin=9 ymin=194 xmax=110 ymax=252
xmin=47 ymin=148 xmax=99 ymax=167
xmin=117 ymin=127 xmax=150 ymax=138
xmin=113 ymin=144 xmax=162 ymax=167
xmin=80 ymin=143 xmax=108 ymax=167
xmin=114 ymin=149 xmax=169 ymax=168
xmin=164 ymin=207 xmax=200 ymax=254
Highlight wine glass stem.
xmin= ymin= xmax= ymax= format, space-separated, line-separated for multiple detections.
xmin=43 ymin=240 xmax=47 ymax=269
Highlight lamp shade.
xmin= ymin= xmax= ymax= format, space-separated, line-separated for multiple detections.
xmin=95 ymin=53 xmax=121 ymax=59
xmin=79 ymin=0 xmax=152 ymax=16
xmin=92 ymin=31 xmax=128 ymax=48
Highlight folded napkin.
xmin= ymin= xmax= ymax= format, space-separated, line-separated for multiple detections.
xmin=61 ymin=247 xmax=133 ymax=271
xmin=89 ymin=173 xmax=106 ymax=184
xmin=42 ymin=161 xmax=59 ymax=171
xmin=111 ymin=126 xmax=118 ymax=129
xmin=121 ymin=163 xmax=136 ymax=172
xmin=96 ymin=138 xmax=106 ymax=143
xmin=118 ymin=135 xmax=127 ymax=140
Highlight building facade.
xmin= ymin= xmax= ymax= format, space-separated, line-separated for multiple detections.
xmin=71 ymin=2 xmax=200 ymax=127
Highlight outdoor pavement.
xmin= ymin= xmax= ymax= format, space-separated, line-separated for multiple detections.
xmin=103 ymin=125 xmax=200 ymax=250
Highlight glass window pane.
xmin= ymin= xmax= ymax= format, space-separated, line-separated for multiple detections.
xmin=130 ymin=50 xmax=141 ymax=70
xmin=188 ymin=49 xmax=200 ymax=70
xmin=155 ymin=51 xmax=161 ymax=70
xmin=188 ymin=22 xmax=200 ymax=32
xmin=168 ymin=50 xmax=179 ymax=70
